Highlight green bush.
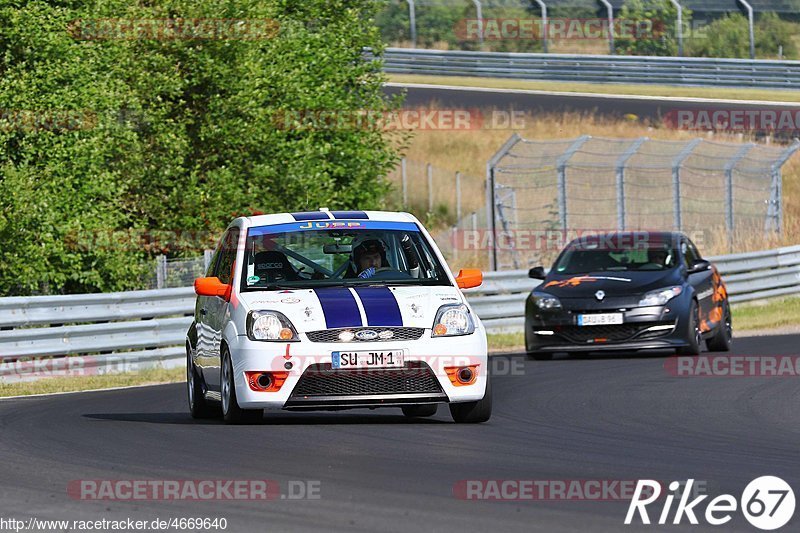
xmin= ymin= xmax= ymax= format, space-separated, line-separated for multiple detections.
xmin=688 ymin=11 xmax=798 ymax=59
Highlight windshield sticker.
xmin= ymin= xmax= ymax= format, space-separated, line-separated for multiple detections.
xmin=248 ymin=220 xmax=419 ymax=236
xmin=247 ymin=275 xmax=260 ymax=284
xmin=545 ymin=275 xmax=632 ymax=288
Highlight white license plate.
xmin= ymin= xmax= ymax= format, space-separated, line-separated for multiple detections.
xmin=332 ymin=351 xmax=405 ymax=369
xmin=577 ymin=313 xmax=623 ymax=326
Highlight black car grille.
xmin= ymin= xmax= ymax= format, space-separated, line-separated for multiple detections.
xmin=556 ymin=323 xmax=673 ymax=343
xmin=305 ymin=327 xmax=425 ymax=343
xmin=289 ymin=361 xmax=443 ymax=398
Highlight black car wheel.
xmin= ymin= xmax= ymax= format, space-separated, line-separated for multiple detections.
xmin=676 ymin=299 xmax=701 ymax=356
xmin=221 ymin=347 xmax=263 ymax=424
xmin=187 ymin=344 xmax=218 ymax=419
xmin=450 ymin=374 xmax=492 ymax=423
xmin=706 ymin=302 xmax=732 ymax=352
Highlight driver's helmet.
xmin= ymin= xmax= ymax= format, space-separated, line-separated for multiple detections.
xmin=350 ymin=236 xmax=388 ymax=274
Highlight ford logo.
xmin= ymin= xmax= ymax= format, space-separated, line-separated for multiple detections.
xmin=355 ymin=330 xmax=378 ymax=341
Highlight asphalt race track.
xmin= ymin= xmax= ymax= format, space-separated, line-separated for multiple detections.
xmin=1 ymin=335 xmax=798 ymax=532
xmin=385 ymin=83 xmax=800 ymax=126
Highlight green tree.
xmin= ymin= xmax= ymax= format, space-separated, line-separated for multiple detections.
xmin=615 ymin=0 xmax=690 ymax=56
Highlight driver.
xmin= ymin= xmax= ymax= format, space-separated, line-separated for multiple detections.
xmin=643 ymin=248 xmax=670 ymax=268
xmin=352 ymin=238 xmax=388 ymax=279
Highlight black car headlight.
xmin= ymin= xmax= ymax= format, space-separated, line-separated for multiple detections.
xmin=531 ymin=292 xmax=562 ymax=310
xmin=638 ymin=286 xmax=682 ymax=307
xmin=432 ymin=304 xmax=475 ymax=337
xmin=246 ymin=310 xmax=299 ymax=341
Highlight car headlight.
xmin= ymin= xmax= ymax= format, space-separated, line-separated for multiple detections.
xmin=638 ymin=286 xmax=682 ymax=307
xmin=432 ymin=304 xmax=475 ymax=337
xmin=246 ymin=310 xmax=299 ymax=341
xmin=531 ymin=292 xmax=562 ymax=310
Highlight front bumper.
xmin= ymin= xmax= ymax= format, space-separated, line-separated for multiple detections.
xmin=227 ymin=329 xmax=488 ymax=410
xmin=525 ymin=302 xmax=688 ymax=352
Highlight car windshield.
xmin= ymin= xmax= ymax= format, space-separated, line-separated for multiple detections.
xmin=241 ymin=220 xmax=449 ymax=290
xmin=553 ymin=238 xmax=679 ymax=274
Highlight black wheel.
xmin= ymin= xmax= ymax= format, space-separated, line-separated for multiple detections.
xmin=449 ymin=374 xmax=492 ymax=423
xmin=676 ymin=299 xmax=701 ymax=356
xmin=187 ymin=344 xmax=217 ymax=419
xmin=221 ymin=347 xmax=263 ymax=424
xmin=402 ymin=404 xmax=438 ymax=418
xmin=706 ymin=302 xmax=732 ymax=352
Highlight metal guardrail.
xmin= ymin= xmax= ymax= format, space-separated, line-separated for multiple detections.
xmin=381 ymin=48 xmax=800 ymax=89
xmin=1 ymin=244 xmax=799 ymax=380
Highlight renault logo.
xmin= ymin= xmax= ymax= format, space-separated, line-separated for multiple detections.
xmin=595 ymin=290 xmax=605 ymax=301
xmin=355 ymin=330 xmax=378 ymax=341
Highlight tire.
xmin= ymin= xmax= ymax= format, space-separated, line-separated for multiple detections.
xmin=402 ymin=404 xmax=438 ymax=418
xmin=706 ymin=302 xmax=732 ymax=352
xmin=449 ymin=374 xmax=492 ymax=423
xmin=221 ymin=347 xmax=263 ymax=424
xmin=187 ymin=344 xmax=217 ymax=419
xmin=676 ymin=299 xmax=701 ymax=356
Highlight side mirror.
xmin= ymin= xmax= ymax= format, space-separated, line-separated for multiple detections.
xmin=687 ymin=259 xmax=711 ymax=274
xmin=528 ymin=266 xmax=546 ymax=280
xmin=194 ymin=277 xmax=231 ymax=300
xmin=455 ymin=268 xmax=483 ymax=289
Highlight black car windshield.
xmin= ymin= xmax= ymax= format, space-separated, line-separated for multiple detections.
xmin=241 ymin=220 xmax=449 ymax=290
xmin=553 ymin=238 xmax=679 ymax=274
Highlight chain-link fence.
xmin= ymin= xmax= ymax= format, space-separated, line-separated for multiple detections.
xmin=484 ymin=134 xmax=800 ymax=270
xmin=147 ymin=253 xmax=211 ymax=289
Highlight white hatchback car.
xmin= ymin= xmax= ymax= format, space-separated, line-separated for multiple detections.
xmin=186 ymin=210 xmax=491 ymax=424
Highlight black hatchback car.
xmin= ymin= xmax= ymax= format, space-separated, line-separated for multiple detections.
xmin=525 ymin=232 xmax=731 ymax=359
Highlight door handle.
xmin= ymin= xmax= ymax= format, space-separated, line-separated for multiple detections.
xmin=200 ymin=308 xmax=207 ymax=316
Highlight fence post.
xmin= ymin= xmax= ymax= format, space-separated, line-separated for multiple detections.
xmin=401 ymin=157 xmax=408 ymax=207
xmin=405 ymin=0 xmax=416 ymax=48
xmin=668 ymin=0 xmax=684 ymax=57
xmin=533 ymin=0 xmax=548 ymax=53
xmin=671 ymin=139 xmax=701 ymax=231
xmin=767 ymin=140 xmax=800 ymax=236
xmin=724 ymin=144 xmax=753 ymax=251
xmin=455 ymin=171 xmax=462 ymax=222
xmin=737 ymin=0 xmax=755 ymax=60
xmin=471 ymin=0 xmax=483 ymax=45
xmin=156 ymin=255 xmax=167 ymax=289
xmin=486 ymin=133 xmax=523 ymax=270
xmin=615 ymin=137 xmax=647 ymax=231
xmin=556 ymin=135 xmax=591 ymax=231
xmin=427 ymin=163 xmax=433 ymax=212
xmin=598 ymin=0 xmax=615 ymax=54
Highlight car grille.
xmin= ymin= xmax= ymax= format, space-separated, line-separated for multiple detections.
xmin=289 ymin=361 xmax=443 ymax=398
xmin=305 ymin=327 xmax=425 ymax=343
xmin=556 ymin=323 xmax=674 ymax=344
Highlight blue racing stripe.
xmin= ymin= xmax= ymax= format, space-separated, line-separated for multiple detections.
xmin=314 ymin=288 xmax=362 ymax=328
xmin=354 ymin=287 xmax=403 ymax=327
xmin=331 ymin=211 xmax=368 ymax=219
xmin=291 ymin=211 xmax=330 ymax=221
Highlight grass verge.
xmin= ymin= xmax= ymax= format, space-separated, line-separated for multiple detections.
xmin=387 ymin=74 xmax=800 ymax=103
xmin=0 ymin=367 xmax=184 ymax=398
xmin=487 ymin=295 xmax=800 ymax=353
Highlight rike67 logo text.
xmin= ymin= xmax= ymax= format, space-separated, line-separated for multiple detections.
xmin=625 ymin=477 xmax=795 ymax=530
